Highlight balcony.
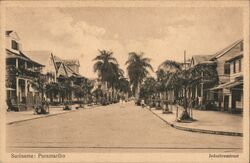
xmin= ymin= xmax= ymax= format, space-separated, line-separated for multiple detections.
xmin=6 ymin=65 xmax=41 ymax=79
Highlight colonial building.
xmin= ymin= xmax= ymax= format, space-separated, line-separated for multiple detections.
xmin=5 ymin=31 xmax=44 ymax=111
xmin=188 ymin=39 xmax=243 ymax=113
xmin=25 ymin=51 xmax=57 ymax=83
xmin=63 ymin=59 xmax=80 ymax=74
xmin=189 ymin=55 xmax=217 ymax=108
xmin=22 ymin=51 xmax=87 ymax=104
xmin=207 ymin=39 xmax=243 ymax=113
xmin=51 ymin=55 xmax=87 ymax=103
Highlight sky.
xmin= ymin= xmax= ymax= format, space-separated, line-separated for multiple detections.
xmin=6 ymin=7 xmax=243 ymax=78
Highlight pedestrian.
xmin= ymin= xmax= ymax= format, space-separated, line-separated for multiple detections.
xmin=141 ymin=99 xmax=145 ymax=108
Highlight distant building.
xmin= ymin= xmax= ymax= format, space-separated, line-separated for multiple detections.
xmin=5 ymin=31 xmax=44 ymax=111
xmin=25 ymin=51 xmax=57 ymax=83
xmin=189 ymin=55 xmax=216 ymax=106
xmin=63 ymin=59 xmax=80 ymax=74
xmin=190 ymin=55 xmax=214 ymax=67
xmin=24 ymin=52 xmax=87 ymax=103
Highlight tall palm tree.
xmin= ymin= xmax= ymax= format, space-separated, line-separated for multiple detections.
xmin=126 ymin=52 xmax=153 ymax=100
xmin=93 ymin=50 xmax=120 ymax=102
xmin=93 ymin=50 xmax=118 ymax=83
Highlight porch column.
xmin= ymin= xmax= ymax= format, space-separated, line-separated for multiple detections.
xmin=16 ymin=58 xmax=19 ymax=68
xmin=201 ymin=83 xmax=204 ymax=97
xmin=24 ymin=61 xmax=27 ymax=69
xmin=16 ymin=77 xmax=19 ymax=102
xmin=195 ymin=85 xmax=198 ymax=98
xmin=25 ymin=79 xmax=28 ymax=97
xmin=201 ymin=72 xmax=204 ymax=104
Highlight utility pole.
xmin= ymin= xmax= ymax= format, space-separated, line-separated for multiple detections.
xmin=184 ymin=50 xmax=186 ymax=70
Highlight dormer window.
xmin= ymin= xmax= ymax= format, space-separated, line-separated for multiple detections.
xmin=11 ymin=40 xmax=19 ymax=50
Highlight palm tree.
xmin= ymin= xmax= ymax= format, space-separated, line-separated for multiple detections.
xmin=159 ymin=59 xmax=218 ymax=121
xmin=93 ymin=50 xmax=118 ymax=83
xmin=93 ymin=50 xmax=120 ymax=102
xmin=140 ymin=77 xmax=157 ymax=101
xmin=126 ymin=52 xmax=153 ymax=100
xmin=159 ymin=60 xmax=191 ymax=120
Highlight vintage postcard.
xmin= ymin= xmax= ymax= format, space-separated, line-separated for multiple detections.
xmin=0 ymin=0 xmax=249 ymax=163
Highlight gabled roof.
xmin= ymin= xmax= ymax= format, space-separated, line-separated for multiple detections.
xmin=64 ymin=59 xmax=80 ymax=66
xmin=5 ymin=30 xmax=20 ymax=40
xmin=24 ymin=51 xmax=52 ymax=66
xmin=210 ymin=39 xmax=243 ymax=60
xmin=53 ymin=55 xmax=64 ymax=63
xmin=191 ymin=55 xmax=214 ymax=65
xmin=6 ymin=31 xmax=13 ymax=35
xmin=51 ymin=54 xmax=83 ymax=78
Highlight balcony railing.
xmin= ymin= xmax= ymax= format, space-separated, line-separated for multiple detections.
xmin=6 ymin=65 xmax=41 ymax=78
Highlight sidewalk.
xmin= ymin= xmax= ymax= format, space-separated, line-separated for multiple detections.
xmin=6 ymin=104 xmax=95 ymax=125
xmin=149 ymin=105 xmax=243 ymax=136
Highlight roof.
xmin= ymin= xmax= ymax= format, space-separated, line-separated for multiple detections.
xmin=63 ymin=59 xmax=80 ymax=66
xmin=191 ymin=55 xmax=214 ymax=65
xmin=226 ymin=52 xmax=243 ymax=63
xmin=51 ymin=54 xmax=83 ymax=78
xmin=24 ymin=51 xmax=52 ymax=66
xmin=6 ymin=49 xmax=44 ymax=67
xmin=210 ymin=80 xmax=243 ymax=91
xmin=210 ymin=39 xmax=243 ymax=60
xmin=5 ymin=30 xmax=20 ymax=40
xmin=6 ymin=31 xmax=13 ymax=35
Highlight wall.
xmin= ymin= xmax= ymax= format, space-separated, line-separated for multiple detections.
xmin=214 ymin=41 xmax=243 ymax=84
xmin=229 ymin=57 xmax=243 ymax=82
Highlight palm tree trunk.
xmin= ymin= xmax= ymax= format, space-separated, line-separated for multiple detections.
xmin=135 ymin=82 xmax=140 ymax=100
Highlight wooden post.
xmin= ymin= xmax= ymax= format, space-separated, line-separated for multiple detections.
xmin=176 ymin=105 xmax=178 ymax=120
xmin=16 ymin=58 xmax=19 ymax=68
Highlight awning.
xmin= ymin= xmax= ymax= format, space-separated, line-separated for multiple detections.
xmin=225 ymin=81 xmax=243 ymax=89
xmin=210 ymin=80 xmax=243 ymax=91
xmin=210 ymin=82 xmax=230 ymax=91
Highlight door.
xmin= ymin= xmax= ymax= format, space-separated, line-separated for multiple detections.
xmin=231 ymin=90 xmax=237 ymax=113
xmin=224 ymin=95 xmax=229 ymax=111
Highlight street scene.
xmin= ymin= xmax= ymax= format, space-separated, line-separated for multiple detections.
xmin=5 ymin=7 xmax=243 ymax=153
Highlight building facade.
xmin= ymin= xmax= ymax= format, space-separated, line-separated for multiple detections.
xmin=5 ymin=31 xmax=44 ymax=111
xmin=209 ymin=39 xmax=243 ymax=113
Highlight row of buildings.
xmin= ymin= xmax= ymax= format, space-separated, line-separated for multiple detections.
xmin=185 ymin=39 xmax=243 ymax=113
xmin=5 ymin=30 xmax=88 ymax=111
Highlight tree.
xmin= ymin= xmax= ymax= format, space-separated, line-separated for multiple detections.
xmin=75 ymin=80 xmax=94 ymax=104
xmin=93 ymin=50 xmax=121 ymax=102
xmin=45 ymin=82 xmax=59 ymax=103
xmin=31 ymin=74 xmax=47 ymax=100
xmin=159 ymin=59 xmax=218 ymax=121
xmin=140 ymin=77 xmax=157 ymax=100
xmin=93 ymin=50 xmax=119 ymax=83
xmin=57 ymin=77 xmax=72 ymax=103
xmin=126 ymin=52 xmax=153 ymax=100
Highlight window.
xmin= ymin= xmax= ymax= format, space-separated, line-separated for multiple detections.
xmin=233 ymin=61 xmax=236 ymax=73
xmin=239 ymin=59 xmax=242 ymax=72
xmin=224 ymin=63 xmax=230 ymax=74
xmin=11 ymin=40 xmax=19 ymax=50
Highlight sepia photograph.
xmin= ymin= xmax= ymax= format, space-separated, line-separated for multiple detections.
xmin=0 ymin=0 xmax=249 ymax=163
